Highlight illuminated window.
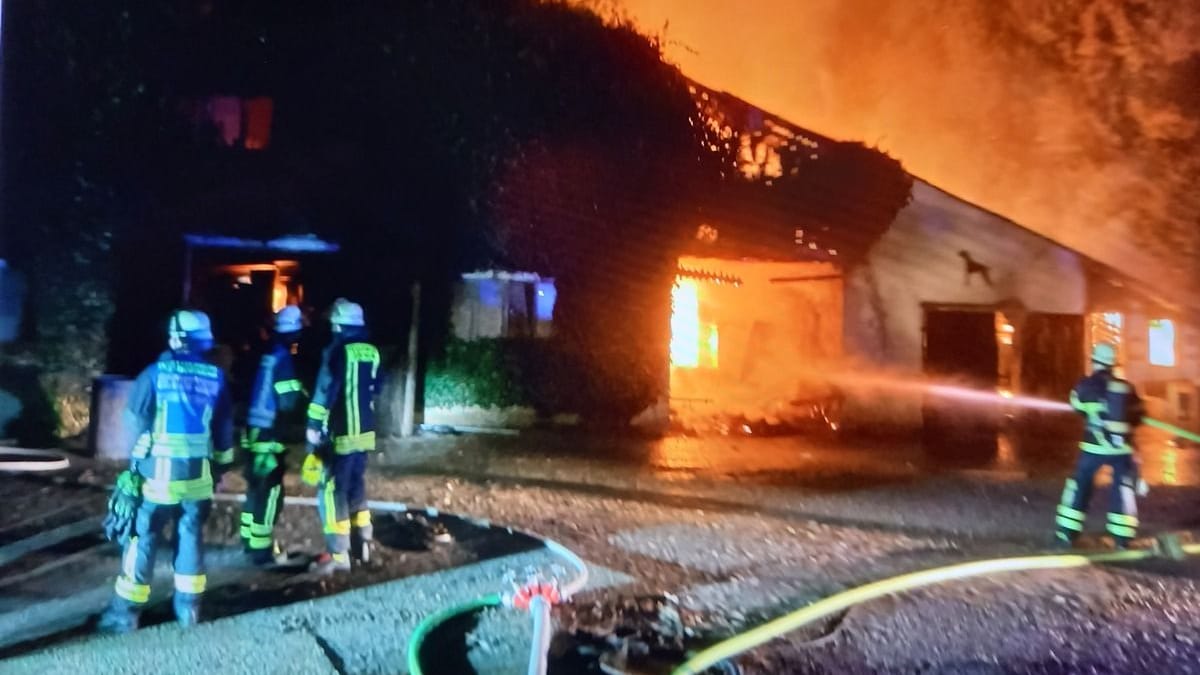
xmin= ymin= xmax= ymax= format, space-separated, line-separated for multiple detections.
xmin=1093 ymin=312 xmax=1123 ymax=342
xmin=243 ymin=97 xmax=274 ymax=150
xmin=670 ymin=279 xmax=718 ymax=369
xmin=1149 ymin=319 xmax=1176 ymax=367
xmin=187 ymin=95 xmax=274 ymax=150
xmin=453 ymin=273 xmax=555 ymax=340
xmin=1088 ymin=312 xmax=1124 ymax=369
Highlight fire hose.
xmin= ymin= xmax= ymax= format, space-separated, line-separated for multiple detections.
xmin=208 ymin=493 xmax=588 ymax=675
xmin=405 ymin=593 xmax=505 ymax=672
xmin=401 ymin=528 xmax=588 ymax=675
xmin=668 ymin=416 xmax=1200 ymax=675
xmin=0 ymin=447 xmax=71 ymax=473
xmin=1142 ymin=416 xmax=1200 ymax=444
xmin=671 ymin=541 xmax=1200 ymax=675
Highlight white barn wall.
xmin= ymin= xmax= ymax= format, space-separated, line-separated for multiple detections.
xmin=843 ymin=180 xmax=1088 ymax=433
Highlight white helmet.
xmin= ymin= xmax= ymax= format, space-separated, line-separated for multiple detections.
xmin=168 ymin=310 xmax=213 ymax=341
xmin=330 ymin=299 xmax=365 ymax=327
xmin=1091 ymin=342 xmax=1117 ymax=368
xmin=275 ymin=305 xmax=303 ymax=333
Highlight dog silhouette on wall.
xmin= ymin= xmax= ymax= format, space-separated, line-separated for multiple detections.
xmin=958 ymin=250 xmax=993 ymax=287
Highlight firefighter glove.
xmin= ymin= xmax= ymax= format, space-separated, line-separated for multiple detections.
xmin=1136 ymin=478 xmax=1150 ymax=497
xmin=301 ymin=453 xmax=324 ymax=486
xmin=305 ymin=428 xmax=323 ymax=447
xmin=103 ymin=470 xmax=143 ymax=545
xmin=252 ymin=452 xmax=279 ymax=477
xmin=241 ymin=426 xmax=261 ymax=450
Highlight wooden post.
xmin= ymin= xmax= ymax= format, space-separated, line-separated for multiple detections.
xmin=182 ymin=243 xmax=193 ymax=305
xmin=400 ymin=281 xmax=421 ymax=437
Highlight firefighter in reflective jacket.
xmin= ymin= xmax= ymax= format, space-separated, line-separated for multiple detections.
xmin=303 ymin=299 xmax=381 ymax=574
xmin=240 ymin=305 xmax=306 ymax=566
xmin=99 ymin=310 xmax=234 ymax=633
xmin=1054 ymin=342 xmax=1145 ymax=549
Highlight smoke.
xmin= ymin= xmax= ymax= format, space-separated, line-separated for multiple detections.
xmin=591 ymin=0 xmax=1200 ymax=295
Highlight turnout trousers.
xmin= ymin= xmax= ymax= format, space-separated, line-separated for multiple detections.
xmin=101 ymin=498 xmax=211 ymax=631
xmin=316 ymin=450 xmax=373 ymax=558
xmin=241 ymin=451 xmax=286 ymax=554
xmin=1055 ymin=452 xmax=1139 ymax=547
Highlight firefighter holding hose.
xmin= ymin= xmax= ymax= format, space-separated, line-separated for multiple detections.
xmin=1054 ymin=342 xmax=1146 ymax=550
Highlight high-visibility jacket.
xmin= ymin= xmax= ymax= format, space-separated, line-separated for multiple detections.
xmin=1069 ymin=369 xmax=1144 ymax=456
xmin=245 ymin=339 xmax=307 ymax=452
xmin=125 ymin=351 xmax=235 ymax=503
xmin=306 ymin=328 xmax=381 ymax=453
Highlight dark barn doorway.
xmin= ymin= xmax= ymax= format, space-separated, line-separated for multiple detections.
xmin=1019 ymin=312 xmax=1085 ymax=439
xmin=182 ymin=234 xmax=339 ymax=405
xmin=922 ymin=307 xmax=1000 ymax=444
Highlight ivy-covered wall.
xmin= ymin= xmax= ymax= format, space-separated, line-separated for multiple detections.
xmin=423 ymin=338 xmax=580 ymax=416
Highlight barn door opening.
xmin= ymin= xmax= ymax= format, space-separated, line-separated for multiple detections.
xmin=922 ymin=308 xmax=1000 ymax=444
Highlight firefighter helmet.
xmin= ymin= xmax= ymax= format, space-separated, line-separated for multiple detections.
xmin=330 ymin=299 xmax=365 ymax=327
xmin=168 ymin=310 xmax=213 ymax=341
xmin=275 ymin=305 xmax=303 ymax=333
xmin=1091 ymin=342 xmax=1117 ymax=368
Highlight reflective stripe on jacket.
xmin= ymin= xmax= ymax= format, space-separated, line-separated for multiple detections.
xmin=124 ymin=350 xmax=234 ymax=499
xmin=1070 ymin=369 xmax=1144 ymax=455
xmin=246 ymin=340 xmax=306 ymax=451
xmin=306 ymin=329 xmax=381 ymax=454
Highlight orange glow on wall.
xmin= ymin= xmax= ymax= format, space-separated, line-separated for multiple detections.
xmin=217 ymin=260 xmax=299 ymax=314
xmin=703 ymin=322 xmax=719 ymax=369
xmin=272 ymin=282 xmax=288 ymax=312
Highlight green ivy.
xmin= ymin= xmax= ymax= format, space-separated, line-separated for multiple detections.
xmin=424 ymin=338 xmax=533 ymax=409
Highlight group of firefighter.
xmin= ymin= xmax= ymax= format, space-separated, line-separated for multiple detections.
xmin=98 ymin=299 xmax=380 ymax=633
xmin=96 ymin=292 xmax=1150 ymax=634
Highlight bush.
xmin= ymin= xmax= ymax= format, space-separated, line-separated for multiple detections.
xmin=0 ymin=363 xmax=59 ymax=447
xmin=423 ymin=336 xmax=651 ymax=423
xmin=424 ymin=338 xmax=534 ymax=410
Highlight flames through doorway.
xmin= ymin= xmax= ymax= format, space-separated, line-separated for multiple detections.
xmin=667 ymin=255 xmax=843 ymax=435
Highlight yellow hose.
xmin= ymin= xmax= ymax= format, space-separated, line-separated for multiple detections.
xmin=671 ymin=543 xmax=1200 ymax=675
xmin=1143 ymin=417 xmax=1200 ymax=444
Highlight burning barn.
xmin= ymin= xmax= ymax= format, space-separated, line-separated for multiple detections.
xmin=436 ymin=82 xmax=911 ymax=432
xmin=1084 ymin=268 xmax=1200 ymax=435
xmin=839 ymin=178 xmax=1200 ymax=439
xmin=440 ymin=79 xmax=1200 ymax=438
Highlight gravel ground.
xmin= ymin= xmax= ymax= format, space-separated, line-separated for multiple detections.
xmin=4 ymin=433 xmax=1200 ymax=674
xmin=341 ymin=465 xmax=1198 ymax=673
xmin=369 ymin=435 xmax=1200 ymax=675
xmin=740 ymin=566 xmax=1200 ymax=674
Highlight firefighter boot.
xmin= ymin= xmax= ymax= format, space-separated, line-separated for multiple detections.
xmin=97 ymin=599 xmax=141 ymax=635
xmin=308 ymin=551 xmax=351 ymax=575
